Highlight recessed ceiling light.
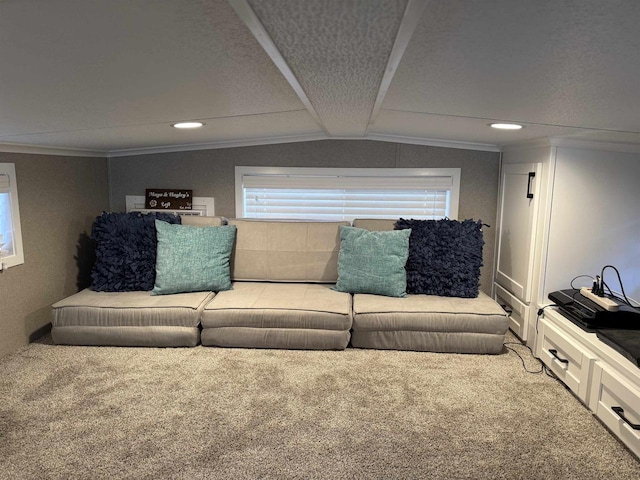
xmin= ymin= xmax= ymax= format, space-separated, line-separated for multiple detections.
xmin=171 ymin=121 xmax=205 ymax=129
xmin=489 ymin=123 xmax=523 ymax=130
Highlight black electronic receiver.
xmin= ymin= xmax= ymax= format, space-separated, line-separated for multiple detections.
xmin=548 ymin=289 xmax=640 ymax=331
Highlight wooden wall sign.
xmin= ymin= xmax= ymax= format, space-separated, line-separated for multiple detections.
xmin=145 ymin=189 xmax=193 ymax=210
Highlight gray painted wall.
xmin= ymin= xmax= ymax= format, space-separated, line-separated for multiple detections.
xmin=109 ymin=140 xmax=500 ymax=293
xmin=0 ymin=153 xmax=109 ymax=359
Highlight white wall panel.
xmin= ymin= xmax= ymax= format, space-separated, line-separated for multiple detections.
xmin=544 ymin=148 xmax=640 ymax=301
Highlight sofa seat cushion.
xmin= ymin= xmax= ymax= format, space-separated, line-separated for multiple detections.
xmin=351 ymin=291 xmax=508 ymax=353
xmin=353 ymin=291 xmax=507 ymax=333
xmin=51 ymin=289 xmax=214 ymax=347
xmin=202 ymin=282 xmax=351 ymax=330
xmin=201 ymin=282 xmax=352 ymax=350
xmin=53 ymin=289 xmax=215 ymax=327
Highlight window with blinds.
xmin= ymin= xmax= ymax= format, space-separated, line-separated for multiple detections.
xmin=235 ymin=167 xmax=460 ymax=221
xmin=0 ymin=163 xmax=25 ymax=270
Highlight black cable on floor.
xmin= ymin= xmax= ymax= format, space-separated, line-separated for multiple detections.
xmin=504 ymin=341 xmax=556 ymax=378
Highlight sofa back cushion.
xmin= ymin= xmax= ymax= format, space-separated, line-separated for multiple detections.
xmin=352 ymin=218 xmax=396 ymax=231
xmin=229 ymin=219 xmax=349 ymax=282
xmin=181 ymin=216 xmax=227 ymax=227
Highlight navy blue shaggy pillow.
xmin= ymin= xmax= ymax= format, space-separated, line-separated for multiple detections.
xmin=91 ymin=212 xmax=181 ymax=292
xmin=395 ymin=218 xmax=484 ymax=298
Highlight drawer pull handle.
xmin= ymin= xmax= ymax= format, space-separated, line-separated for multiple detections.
xmin=548 ymin=349 xmax=569 ymax=364
xmin=612 ymin=406 xmax=640 ymax=430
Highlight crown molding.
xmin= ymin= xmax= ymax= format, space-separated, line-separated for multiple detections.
xmin=500 ymin=136 xmax=640 ymax=155
xmin=0 ymin=142 xmax=107 ymax=157
xmin=106 ymin=134 xmax=330 ymax=157
xmin=2 ymin=133 xmax=505 ymax=159
xmin=366 ymin=133 xmax=500 ymax=152
xmin=109 ymin=133 xmax=500 ymax=157
xmin=548 ymin=136 xmax=640 ymax=154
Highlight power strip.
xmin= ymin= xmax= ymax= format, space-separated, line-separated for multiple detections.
xmin=580 ymin=287 xmax=619 ymax=311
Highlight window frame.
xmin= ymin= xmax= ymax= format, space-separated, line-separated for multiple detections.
xmin=0 ymin=163 xmax=25 ymax=270
xmin=234 ymin=166 xmax=461 ymax=221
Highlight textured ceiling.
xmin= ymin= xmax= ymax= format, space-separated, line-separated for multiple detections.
xmin=380 ymin=0 xmax=640 ymax=143
xmin=0 ymin=0 xmax=639 ymax=156
xmin=248 ymin=0 xmax=408 ymax=137
xmin=0 ymin=0 xmax=320 ymax=152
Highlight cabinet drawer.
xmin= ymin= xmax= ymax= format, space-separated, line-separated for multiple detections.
xmin=590 ymin=363 xmax=640 ymax=458
xmin=537 ymin=317 xmax=596 ymax=403
xmin=494 ymin=283 xmax=528 ymax=341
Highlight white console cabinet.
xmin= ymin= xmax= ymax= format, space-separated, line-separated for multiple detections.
xmin=539 ymin=309 xmax=640 ymax=458
xmin=494 ymin=141 xmax=640 ymax=346
xmin=495 ymin=141 xmax=640 ymax=458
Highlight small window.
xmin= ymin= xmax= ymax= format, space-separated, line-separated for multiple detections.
xmin=235 ymin=167 xmax=460 ymax=221
xmin=0 ymin=163 xmax=25 ymax=270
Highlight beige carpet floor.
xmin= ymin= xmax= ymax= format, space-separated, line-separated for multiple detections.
xmin=1 ymin=333 xmax=639 ymax=480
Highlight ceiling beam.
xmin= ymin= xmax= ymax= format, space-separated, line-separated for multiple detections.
xmin=366 ymin=0 xmax=429 ymax=134
xmin=228 ymin=0 xmax=328 ymax=134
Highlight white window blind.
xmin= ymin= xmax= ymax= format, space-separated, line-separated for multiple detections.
xmin=236 ymin=167 xmax=460 ymax=221
xmin=0 ymin=173 xmax=10 ymax=192
xmin=0 ymin=163 xmax=25 ymax=270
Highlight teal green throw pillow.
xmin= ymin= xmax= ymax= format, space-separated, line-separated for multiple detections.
xmin=152 ymin=221 xmax=236 ymax=295
xmin=334 ymin=226 xmax=411 ymax=297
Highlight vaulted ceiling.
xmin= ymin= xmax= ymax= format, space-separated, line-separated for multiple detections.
xmin=1 ymin=0 xmax=639 ymax=156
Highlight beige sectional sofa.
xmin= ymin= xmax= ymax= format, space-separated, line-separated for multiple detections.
xmin=52 ymin=216 xmax=508 ymax=353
